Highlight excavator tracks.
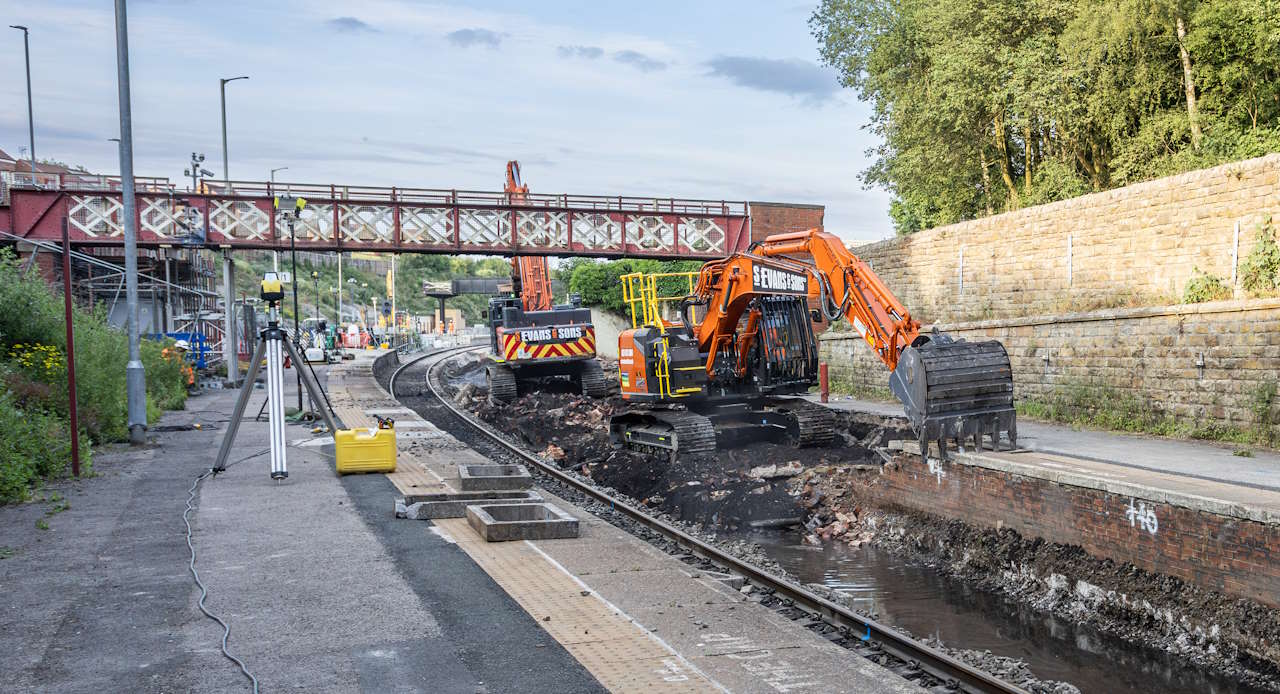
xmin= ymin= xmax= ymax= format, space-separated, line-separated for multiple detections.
xmin=486 ymin=363 xmax=519 ymax=404
xmin=774 ymin=399 xmax=837 ymax=448
xmin=578 ymin=360 xmax=611 ymax=398
xmin=609 ymin=408 xmax=716 ymax=460
xmin=660 ymin=410 xmax=718 ymax=458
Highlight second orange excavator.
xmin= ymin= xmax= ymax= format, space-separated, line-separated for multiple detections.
xmin=610 ymin=228 xmax=1016 ymax=460
xmin=484 ymin=161 xmax=609 ymax=403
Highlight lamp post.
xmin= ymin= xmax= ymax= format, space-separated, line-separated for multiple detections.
xmin=269 ymin=166 xmax=288 ymax=272
xmin=311 ymin=270 xmax=320 ymax=323
xmin=219 ymin=75 xmax=248 ymax=186
xmin=9 ymin=25 xmax=35 ymax=182
xmin=113 ymin=0 xmax=147 ymax=444
xmin=345 ymin=277 xmax=357 ymax=324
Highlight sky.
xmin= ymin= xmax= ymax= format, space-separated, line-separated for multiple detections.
xmin=0 ymin=0 xmax=893 ymax=241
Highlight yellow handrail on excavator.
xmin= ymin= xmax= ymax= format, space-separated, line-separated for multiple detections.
xmin=620 ymin=271 xmax=701 ymax=398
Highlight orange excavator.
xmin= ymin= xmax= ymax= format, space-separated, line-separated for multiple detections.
xmin=505 ymin=161 xmax=554 ymax=312
xmin=483 ymin=161 xmax=608 ymax=403
xmin=611 ymin=228 xmax=1016 ymax=459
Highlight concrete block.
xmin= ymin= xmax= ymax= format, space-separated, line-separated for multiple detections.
xmin=465 ymin=502 xmax=580 ymax=542
xmin=397 ymin=490 xmax=543 ymax=520
xmin=457 ymin=464 xmax=534 ymax=491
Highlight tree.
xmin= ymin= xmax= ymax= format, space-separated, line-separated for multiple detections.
xmin=811 ymin=0 xmax=1280 ymax=234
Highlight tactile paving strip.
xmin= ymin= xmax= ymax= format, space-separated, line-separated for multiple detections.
xmin=437 ymin=519 xmax=722 ymax=693
xmin=331 ymin=353 xmax=721 ymax=692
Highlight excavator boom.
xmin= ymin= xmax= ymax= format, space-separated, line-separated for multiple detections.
xmin=748 ymin=229 xmax=1016 ymax=454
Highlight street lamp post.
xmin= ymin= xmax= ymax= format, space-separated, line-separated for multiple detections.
xmin=219 ymin=75 xmax=248 ymax=186
xmin=9 ymin=25 xmax=36 ymax=181
xmin=311 ymin=271 xmax=320 ymax=323
xmin=269 ymin=166 xmax=288 ymax=272
xmin=112 ymin=0 xmax=147 ymax=444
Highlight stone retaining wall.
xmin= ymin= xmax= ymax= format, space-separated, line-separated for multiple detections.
xmin=852 ymin=154 xmax=1280 ymax=323
xmin=820 ymin=298 xmax=1280 ymax=428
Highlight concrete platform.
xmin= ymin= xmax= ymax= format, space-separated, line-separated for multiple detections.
xmin=809 ymin=393 xmax=1280 ymax=493
xmin=812 ymin=394 xmax=1280 ymax=523
xmin=0 ymin=352 xmax=602 ymax=693
xmin=325 ymin=350 xmax=925 ymax=693
xmin=466 ymin=502 xmax=581 ymax=541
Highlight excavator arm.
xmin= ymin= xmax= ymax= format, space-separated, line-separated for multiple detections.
xmin=505 ymin=160 xmax=553 ymax=312
xmin=684 ymin=228 xmax=1017 ymax=453
xmin=751 ymin=229 xmax=920 ymax=369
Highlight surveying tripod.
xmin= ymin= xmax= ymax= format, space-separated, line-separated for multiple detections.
xmin=214 ymin=299 xmax=338 ymax=479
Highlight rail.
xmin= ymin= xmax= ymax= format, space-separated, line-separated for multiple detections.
xmin=391 ymin=344 xmax=1029 ymax=694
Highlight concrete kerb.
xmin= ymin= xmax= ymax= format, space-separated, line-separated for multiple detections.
xmin=465 ymin=502 xmax=581 ymax=542
xmin=458 ymin=463 xmax=534 ymax=491
xmin=396 ymin=490 xmax=544 ymax=520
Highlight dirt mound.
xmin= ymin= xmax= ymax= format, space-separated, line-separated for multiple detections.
xmin=465 ymin=383 xmax=896 ymax=529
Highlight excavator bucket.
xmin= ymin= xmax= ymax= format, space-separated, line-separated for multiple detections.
xmin=889 ymin=336 xmax=1016 ymax=458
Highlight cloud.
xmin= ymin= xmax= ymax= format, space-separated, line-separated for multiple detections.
xmin=557 ymin=45 xmax=603 ymax=60
xmin=446 ymin=28 xmax=504 ymax=49
xmin=613 ymin=50 xmax=666 ymax=73
xmin=705 ymin=56 xmax=838 ymax=101
xmin=325 ymin=17 xmax=378 ymax=33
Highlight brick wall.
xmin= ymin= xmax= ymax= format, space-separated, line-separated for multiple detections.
xmin=820 ymin=298 xmax=1280 ymax=428
xmin=869 ymin=455 xmax=1280 ymax=608
xmin=853 ymin=154 xmax=1280 ymax=323
xmin=748 ymin=202 xmax=824 ymax=244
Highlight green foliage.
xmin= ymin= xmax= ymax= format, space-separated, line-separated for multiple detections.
xmin=1240 ymin=217 xmax=1280 ymax=295
xmin=562 ymin=258 xmax=703 ymax=315
xmin=826 ymin=375 xmax=894 ymax=401
xmin=812 ymin=0 xmax=1280 ymax=233
xmin=0 ymin=249 xmax=192 ymax=502
xmin=0 ymin=389 xmax=82 ymax=503
xmin=1017 ymin=378 xmax=1275 ymax=444
xmin=234 ymin=252 xmax=510 ymax=325
xmin=1250 ymin=380 xmax=1278 ymax=445
xmin=1182 ymin=267 xmax=1232 ymax=303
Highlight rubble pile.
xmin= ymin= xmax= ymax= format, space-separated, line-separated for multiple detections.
xmin=450 ymin=351 xmax=888 ymax=528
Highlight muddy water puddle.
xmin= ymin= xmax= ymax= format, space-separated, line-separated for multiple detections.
xmin=750 ymin=531 xmax=1266 ymax=694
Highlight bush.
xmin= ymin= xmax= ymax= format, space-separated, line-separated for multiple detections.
xmin=1241 ymin=217 xmax=1280 ymax=296
xmin=565 ymin=258 xmax=703 ymax=315
xmin=0 ymin=249 xmax=187 ymax=502
xmin=0 ymin=389 xmax=89 ymax=503
xmin=1183 ymin=268 xmax=1233 ymax=303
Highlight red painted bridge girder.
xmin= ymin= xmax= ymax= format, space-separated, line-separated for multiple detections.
xmin=1 ymin=180 xmax=752 ymax=259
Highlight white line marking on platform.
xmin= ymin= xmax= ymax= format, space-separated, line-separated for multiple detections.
xmin=523 ymin=540 xmax=731 ymax=694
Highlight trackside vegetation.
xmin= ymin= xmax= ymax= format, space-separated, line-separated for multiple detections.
xmin=812 ymin=0 xmax=1280 ymax=234
xmin=0 ymin=250 xmax=189 ymax=503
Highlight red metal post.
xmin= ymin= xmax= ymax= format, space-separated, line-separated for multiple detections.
xmin=391 ymin=186 xmax=400 ymax=250
xmin=451 ymin=190 xmax=461 ymax=249
xmin=331 ymin=184 xmax=339 ymax=247
xmin=819 ymin=362 xmax=829 ymax=404
xmin=60 ymin=218 xmax=81 ymax=476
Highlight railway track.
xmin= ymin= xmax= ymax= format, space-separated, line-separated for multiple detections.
xmin=390 ymin=345 xmax=1029 ymax=694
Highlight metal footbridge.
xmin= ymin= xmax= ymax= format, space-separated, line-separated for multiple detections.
xmin=2 ymin=175 xmax=751 ymax=260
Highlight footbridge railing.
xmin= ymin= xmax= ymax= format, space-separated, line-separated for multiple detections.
xmin=2 ymin=179 xmax=752 ymax=259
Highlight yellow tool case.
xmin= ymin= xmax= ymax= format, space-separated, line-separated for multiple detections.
xmin=334 ymin=426 xmax=397 ymax=474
